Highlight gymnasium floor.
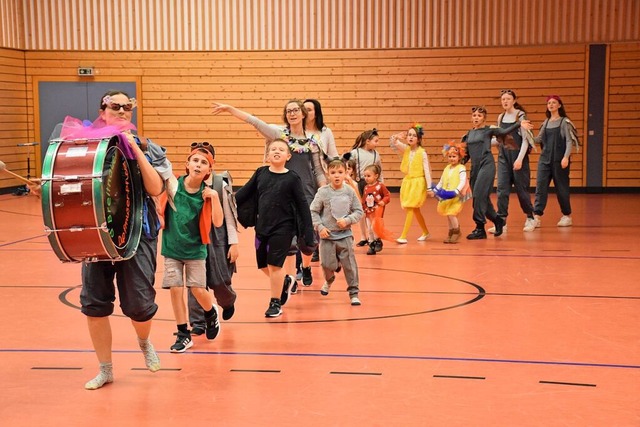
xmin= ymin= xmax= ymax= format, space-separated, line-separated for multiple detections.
xmin=0 ymin=191 xmax=638 ymax=426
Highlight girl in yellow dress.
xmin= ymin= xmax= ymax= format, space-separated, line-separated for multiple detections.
xmin=389 ymin=124 xmax=433 ymax=243
xmin=433 ymin=143 xmax=471 ymax=243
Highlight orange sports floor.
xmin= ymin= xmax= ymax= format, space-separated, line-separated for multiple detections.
xmin=0 ymin=191 xmax=638 ymax=426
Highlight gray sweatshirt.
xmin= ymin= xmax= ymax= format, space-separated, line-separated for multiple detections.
xmin=310 ymin=184 xmax=364 ymax=240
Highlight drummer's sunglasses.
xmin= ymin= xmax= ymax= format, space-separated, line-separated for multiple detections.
xmin=107 ymin=103 xmax=135 ymax=112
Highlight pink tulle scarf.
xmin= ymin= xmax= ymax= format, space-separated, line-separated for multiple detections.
xmin=59 ymin=115 xmax=138 ymax=159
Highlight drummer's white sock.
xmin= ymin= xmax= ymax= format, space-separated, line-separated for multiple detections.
xmin=84 ymin=362 xmax=113 ymax=390
xmin=138 ymin=338 xmax=161 ymax=373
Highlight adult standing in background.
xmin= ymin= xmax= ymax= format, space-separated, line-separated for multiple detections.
xmin=304 ymin=98 xmax=338 ymax=263
xmin=304 ymin=99 xmax=339 ymax=167
xmin=533 ymin=95 xmax=574 ymax=228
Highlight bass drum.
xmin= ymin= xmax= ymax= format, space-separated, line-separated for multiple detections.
xmin=41 ymin=135 xmax=144 ymax=262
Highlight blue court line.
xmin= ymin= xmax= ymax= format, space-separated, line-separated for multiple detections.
xmin=2 ymin=348 xmax=638 ymax=370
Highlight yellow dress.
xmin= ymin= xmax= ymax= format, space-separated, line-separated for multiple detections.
xmin=436 ymin=164 xmax=468 ymax=216
xmin=399 ymin=146 xmax=428 ymax=208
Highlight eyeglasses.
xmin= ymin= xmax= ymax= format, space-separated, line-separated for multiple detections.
xmin=190 ymin=141 xmax=215 ymax=156
xmin=471 ymin=106 xmax=487 ymax=114
xmin=107 ymin=103 xmax=135 ymax=112
xmin=500 ymin=89 xmax=515 ymax=96
xmin=370 ymin=128 xmax=378 ymax=137
xmin=286 ymin=107 xmax=302 ymax=115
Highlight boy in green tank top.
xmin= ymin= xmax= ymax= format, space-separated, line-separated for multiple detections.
xmin=162 ymin=148 xmax=224 ymax=352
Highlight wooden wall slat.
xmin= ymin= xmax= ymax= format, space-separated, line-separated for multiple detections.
xmin=0 ymin=47 xmax=29 ymax=189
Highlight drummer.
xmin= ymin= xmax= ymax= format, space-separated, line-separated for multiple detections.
xmin=31 ymin=90 xmax=173 ymax=390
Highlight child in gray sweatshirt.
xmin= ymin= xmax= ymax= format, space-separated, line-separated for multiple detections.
xmin=310 ymin=158 xmax=364 ymax=306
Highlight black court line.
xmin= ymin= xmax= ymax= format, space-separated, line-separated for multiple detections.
xmin=31 ymin=367 xmax=82 ymax=370
xmin=0 ymin=234 xmax=47 ymax=248
xmin=230 ymin=369 xmax=280 ymax=373
xmin=539 ymin=380 xmax=596 ymax=387
xmin=329 ymin=371 xmax=382 ymax=376
xmin=0 ymin=209 xmax=42 ymax=217
xmin=434 ymin=374 xmax=485 ymax=380
xmin=131 ymin=367 xmax=181 ymax=371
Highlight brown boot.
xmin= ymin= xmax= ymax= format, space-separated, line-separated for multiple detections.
xmin=449 ymin=228 xmax=461 ymax=243
xmin=443 ymin=228 xmax=454 ymax=243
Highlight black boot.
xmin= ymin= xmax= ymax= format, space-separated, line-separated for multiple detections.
xmin=493 ymin=216 xmax=505 ymax=237
xmin=366 ymin=241 xmax=377 ymax=255
xmin=466 ymin=227 xmax=487 ymax=240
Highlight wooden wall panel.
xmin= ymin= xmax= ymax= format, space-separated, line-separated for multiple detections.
xmin=20 ymin=45 xmax=589 ymax=188
xmin=607 ymin=43 xmax=640 ymax=187
xmin=0 ymin=47 xmax=29 ymax=190
xmin=2 ymin=0 xmax=639 ymax=51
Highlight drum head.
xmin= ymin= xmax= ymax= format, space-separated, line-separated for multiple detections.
xmin=100 ymin=141 xmax=143 ymax=259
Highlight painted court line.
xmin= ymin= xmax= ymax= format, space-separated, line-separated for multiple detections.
xmin=4 ymin=348 xmax=640 ymax=370
xmin=434 ymin=374 xmax=485 ymax=380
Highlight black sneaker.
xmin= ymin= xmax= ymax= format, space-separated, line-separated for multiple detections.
xmin=265 ymin=298 xmax=282 ymax=318
xmin=373 ymin=238 xmax=383 ymax=252
xmin=170 ymin=331 xmax=193 ymax=353
xmin=190 ymin=324 xmax=205 ymax=336
xmin=222 ymin=305 xmax=235 ymax=321
xmin=466 ymin=228 xmax=487 ymax=240
xmin=280 ymin=275 xmax=293 ymax=306
xmin=290 ymin=280 xmax=299 ymax=294
xmin=366 ymin=242 xmax=376 ymax=255
xmin=205 ymin=305 xmax=220 ymax=340
xmin=301 ymin=266 xmax=313 ymax=287
xmin=356 ymin=239 xmax=369 ymax=247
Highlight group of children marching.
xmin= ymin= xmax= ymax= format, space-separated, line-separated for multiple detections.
xmin=164 ymin=94 xmax=575 ymax=354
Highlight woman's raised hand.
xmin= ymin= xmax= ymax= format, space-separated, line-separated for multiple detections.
xmin=211 ymin=102 xmax=231 ymax=115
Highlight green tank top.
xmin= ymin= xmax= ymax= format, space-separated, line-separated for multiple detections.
xmin=161 ymin=176 xmax=207 ymax=260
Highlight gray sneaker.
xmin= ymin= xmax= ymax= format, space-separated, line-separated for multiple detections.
xmin=557 ymin=215 xmax=573 ymax=227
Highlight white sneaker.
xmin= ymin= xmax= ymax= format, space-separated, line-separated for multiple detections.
xmin=534 ymin=215 xmax=541 ymax=228
xmin=320 ymin=281 xmax=331 ymax=296
xmin=557 ymin=215 xmax=573 ymax=227
xmin=523 ymin=218 xmax=536 ymax=232
xmin=487 ymin=225 xmax=507 ymax=234
xmin=350 ymin=296 xmax=361 ymax=306
xmin=396 ymin=238 xmax=408 ymax=244
xmin=417 ymin=234 xmax=430 ymax=241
